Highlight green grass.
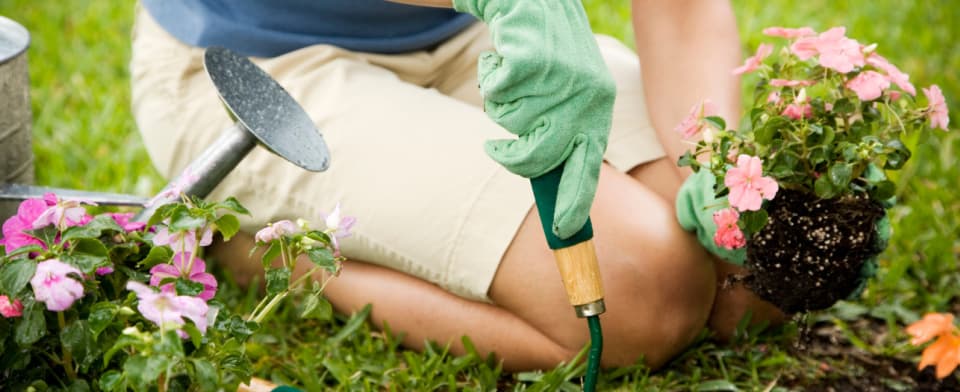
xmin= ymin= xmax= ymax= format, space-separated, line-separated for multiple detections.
xmin=3 ymin=0 xmax=958 ymax=390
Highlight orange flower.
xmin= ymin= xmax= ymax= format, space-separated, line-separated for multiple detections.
xmin=907 ymin=313 xmax=960 ymax=379
xmin=919 ymin=334 xmax=960 ymax=379
xmin=907 ymin=313 xmax=956 ymax=345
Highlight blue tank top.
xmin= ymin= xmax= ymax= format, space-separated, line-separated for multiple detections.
xmin=142 ymin=0 xmax=476 ymax=57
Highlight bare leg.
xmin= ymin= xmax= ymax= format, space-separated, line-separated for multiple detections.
xmin=212 ymin=163 xmax=718 ymax=370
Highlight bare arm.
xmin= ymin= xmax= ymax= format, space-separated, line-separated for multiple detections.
xmin=387 ymin=0 xmax=453 ymax=7
xmin=631 ymin=0 xmax=742 ymax=178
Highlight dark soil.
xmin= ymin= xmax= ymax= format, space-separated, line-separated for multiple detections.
xmin=744 ymin=189 xmax=885 ymax=314
xmin=783 ymin=319 xmax=960 ymax=391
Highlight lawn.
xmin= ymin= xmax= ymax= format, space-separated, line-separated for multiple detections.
xmin=2 ymin=0 xmax=958 ymax=390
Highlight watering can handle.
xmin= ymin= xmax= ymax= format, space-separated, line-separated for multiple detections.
xmin=530 ymin=164 xmax=605 ymax=317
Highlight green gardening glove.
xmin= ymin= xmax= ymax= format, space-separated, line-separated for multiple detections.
xmin=676 ymin=170 xmax=748 ymax=265
xmin=453 ymin=0 xmax=616 ymax=239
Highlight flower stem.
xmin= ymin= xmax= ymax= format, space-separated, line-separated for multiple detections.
xmin=57 ymin=312 xmax=76 ymax=380
xmin=252 ymin=292 xmax=288 ymax=324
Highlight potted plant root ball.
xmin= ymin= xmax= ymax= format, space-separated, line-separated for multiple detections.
xmin=674 ymin=25 xmax=950 ymax=314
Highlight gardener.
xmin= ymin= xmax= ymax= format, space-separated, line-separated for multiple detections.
xmin=131 ymin=0 xmax=784 ymax=370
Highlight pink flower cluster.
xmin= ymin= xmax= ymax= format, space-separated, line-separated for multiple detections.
xmin=0 ymin=195 xmax=151 ymax=318
xmin=713 ymin=155 xmax=779 ymax=250
xmin=740 ymin=26 xmax=950 ymax=130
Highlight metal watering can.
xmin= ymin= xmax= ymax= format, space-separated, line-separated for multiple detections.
xmin=0 ymin=15 xmax=330 ymax=223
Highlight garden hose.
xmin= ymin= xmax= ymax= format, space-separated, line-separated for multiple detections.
xmin=530 ymin=164 xmax=605 ymax=392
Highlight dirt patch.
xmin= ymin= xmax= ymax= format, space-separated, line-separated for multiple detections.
xmin=782 ymin=319 xmax=960 ymax=391
xmin=744 ymin=190 xmax=885 ymax=314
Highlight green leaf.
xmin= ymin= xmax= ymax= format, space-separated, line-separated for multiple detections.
xmin=884 ymin=139 xmax=911 ymax=170
xmin=704 ymin=115 xmax=726 ymax=131
xmin=191 ymin=359 xmax=219 ymax=390
xmin=104 ymin=334 xmax=141 ymax=365
xmin=738 ymin=210 xmax=769 ymax=236
xmin=62 ymin=238 xmax=110 ymax=274
xmin=138 ymin=245 xmax=173 ymax=269
xmin=217 ymin=197 xmax=250 ymax=215
xmin=5 ymin=244 xmax=44 ymax=259
xmin=183 ymin=322 xmax=204 ymax=348
xmin=219 ymin=315 xmax=257 ymax=338
xmin=330 ymin=304 xmax=371 ymax=345
xmin=175 ymin=279 xmax=204 ymax=297
xmin=301 ymin=293 xmax=333 ymax=320
xmin=306 ymin=247 xmax=336 ymax=273
xmin=61 ymin=321 xmax=95 ymax=371
xmin=0 ymin=258 xmax=37 ymax=296
xmin=214 ymin=214 xmax=240 ymax=241
xmin=67 ymin=379 xmax=91 ymax=392
xmin=814 ymin=176 xmax=838 ymax=199
xmin=147 ymin=202 xmax=180 ymax=229
xmin=833 ymin=97 xmax=855 ymax=114
xmin=168 ymin=206 xmax=206 ymax=231
xmin=871 ymin=180 xmax=897 ymax=201
xmin=261 ymin=241 xmax=281 ymax=268
xmin=88 ymin=302 xmax=119 ymax=338
xmin=828 ymin=163 xmax=854 ymax=188
xmin=98 ymin=370 xmax=125 ymax=392
xmin=677 ymin=150 xmax=696 ymax=168
xmin=61 ymin=215 xmax=124 ymax=242
xmin=696 ymin=379 xmax=740 ymax=391
xmin=15 ymin=302 xmax=46 ymax=346
xmin=265 ymin=267 xmax=291 ymax=296
xmin=123 ymin=354 xmax=170 ymax=390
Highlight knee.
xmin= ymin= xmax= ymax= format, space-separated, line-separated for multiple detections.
xmin=598 ymin=221 xmax=718 ymax=368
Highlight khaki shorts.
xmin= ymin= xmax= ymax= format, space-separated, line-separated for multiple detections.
xmin=130 ymin=8 xmax=665 ymax=302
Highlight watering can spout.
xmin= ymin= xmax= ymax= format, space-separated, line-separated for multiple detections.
xmin=136 ymin=47 xmax=331 ymax=221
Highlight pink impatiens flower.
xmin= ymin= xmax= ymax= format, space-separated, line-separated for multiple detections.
xmin=732 ymin=43 xmax=774 ymax=75
xmin=763 ymin=26 xmax=817 ymax=39
xmin=324 ymin=203 xmax=356 ymax=252
xmin=0 ymin=295 xmax=23 ymax=318
xmin=254 ymin=220 xmax=299 ymax=243
xmin=108 ymin=212 xmax=146 ymax=232
xmin=770 ymin=79 xmax=816 ymax=88
xmin=32 ymin=195 xmax=95 ymax=231
xmin=725 ymin=155 xmax=779 ymax=212
xmin=923 ymin=85 xmax=950 ymax=131
xmin=127 ymin=281 xmax=209 ymax=335
xmin=713 ymin=208 xmax=746 ymax=250
xmin=782 ymin=101 xmax=813 ymax=120
xmin=150 ymin=252 xmax=218 ymax=301
xmin=30 ymin=259 xmax=85 ymax=312
xmin=846 ymin=70 xmax=891 ymax=101
xmin=674 ymin=99 xmax=719 ymax=139
xmin=1 ymin=197 xmax=54 ymax=254
xmin=866 ymin=53 xmax=916 ymax=96
xmin=814 ymin=27 xmax=866 ymax=73
xmin=145 ymin=167 xmax=199 ymax=208
xmin=152 ymin=224 xmax=214 ymax=254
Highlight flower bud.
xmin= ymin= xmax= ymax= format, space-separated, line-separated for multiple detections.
xmin=296 ymin=218 xmax=311 ymax=231
xmin=703 ymin=127 xmax=716 ymax=144
xmin=863 ymin=43 xmax=878 ymax=54
xmin=119 ymin=306 xmax=136 ymax=316
xmin=797 ymin=88 xmax=808 ymax=103
xmin=122 ymin=326 xmax=140 ymax=335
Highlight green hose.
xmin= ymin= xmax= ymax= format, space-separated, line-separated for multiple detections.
xmin=584 ymin=315 xmax=603 ymax=392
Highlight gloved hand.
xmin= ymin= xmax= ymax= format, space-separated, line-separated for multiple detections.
xmin=453 ymin=0 xmax=616 ymax=239
xmin=675 ymin=170 xmax=748 ymax=265
xmin=676 ymin=170 xmax=893 ymax=297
